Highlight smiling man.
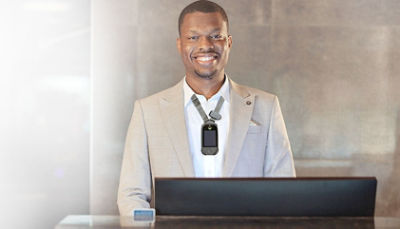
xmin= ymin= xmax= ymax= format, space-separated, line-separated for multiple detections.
xmin=177 ymin=9 xmax=231 ymax=98
xmin=118 ymin=0 xmax=296 ymax=216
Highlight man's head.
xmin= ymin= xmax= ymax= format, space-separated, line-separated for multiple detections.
xmin=177 ymin=0 xmax=232 ymax=80
xmin=178 ymin=0 xmax=229 ymax=36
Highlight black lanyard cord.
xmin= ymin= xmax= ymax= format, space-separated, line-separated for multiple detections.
xmin=191 ymin=94 xmax=224 ymax=123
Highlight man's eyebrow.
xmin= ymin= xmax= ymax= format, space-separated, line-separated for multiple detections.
xmin=187 ymin=28 xmax=223 ymax=35
xmin=210 ymin=28 xmax=222 ymax=33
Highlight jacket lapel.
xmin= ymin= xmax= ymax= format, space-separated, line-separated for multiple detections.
xmin=159 ymin=81 xmax=194 ymax=177
xmin=223 ymin=80 xmax=255 ymax=176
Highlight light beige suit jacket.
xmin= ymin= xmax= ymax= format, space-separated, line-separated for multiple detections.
xmin=118 ymin=78 xmax=296 ymax=216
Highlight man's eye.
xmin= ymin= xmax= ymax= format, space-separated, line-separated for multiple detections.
xmin=210 ymin=35 xmax=223 ymax=40
xmin=188 ymin=36 xmax=199 ymax=40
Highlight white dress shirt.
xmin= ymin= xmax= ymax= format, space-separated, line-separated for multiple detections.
xmin=183 ymin=76 xmax=230 ymax=177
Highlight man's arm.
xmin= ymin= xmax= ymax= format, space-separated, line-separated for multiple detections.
xmin=117 ymin=100 xmax=152 ymax=216
xmin=264 ymin=96 xmax=296 ymax=177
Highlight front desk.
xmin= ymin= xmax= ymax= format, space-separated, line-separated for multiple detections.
xmin=56 ymin=215 xmax=400 ymax=229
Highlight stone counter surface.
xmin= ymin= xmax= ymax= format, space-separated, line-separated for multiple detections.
xmin=56 ymin=215 xmax=400 ymax=229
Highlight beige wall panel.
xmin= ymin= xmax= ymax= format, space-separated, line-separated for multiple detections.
xmin=138 ymin=0 xmax=192 ymax=27
xmin=216 ymin=0 xmax=272 ymax=26
xmin=273 ymin=0 xmax=382 ymax=26
xmin=135 ymin=25 xmax=183 ymax=98
xmin=269 ymin=26 xmax=395 ymax=158
xmin=227 ymin=26 xmax=271 ymax=88
xmin=382 ymin=0 xmax=400 ymax=25
xmin=387 ymin=29 xmax=400 ymax=101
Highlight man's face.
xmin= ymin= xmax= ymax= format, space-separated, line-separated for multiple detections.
xmin=177 ymin=12 xmax=232 ymax=79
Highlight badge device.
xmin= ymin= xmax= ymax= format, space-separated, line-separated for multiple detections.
xmin=191 ymin=94 xmax=224 ymax=155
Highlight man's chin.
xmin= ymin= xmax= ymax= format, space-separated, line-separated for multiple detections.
xmin=194 ymin=70 xmax=218 ymax=79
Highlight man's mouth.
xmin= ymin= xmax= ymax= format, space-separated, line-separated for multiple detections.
xmin=192 ymin=53 xmax=218 ymax=65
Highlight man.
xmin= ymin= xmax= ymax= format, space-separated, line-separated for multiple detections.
xmin=118 ymin=0 xmax=295 ymax=216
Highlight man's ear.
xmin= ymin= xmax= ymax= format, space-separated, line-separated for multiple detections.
xmin=176 ymin=37 xmax=182 ymax=54
xmin=227 ymin=35 xmax=232 ymax=48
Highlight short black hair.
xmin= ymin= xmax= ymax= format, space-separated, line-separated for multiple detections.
xmin=178 ymin=0 xmax=229 ymax=35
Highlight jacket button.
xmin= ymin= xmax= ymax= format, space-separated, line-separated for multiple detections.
xmin=246 ymin=101 xmax=251 ymax=105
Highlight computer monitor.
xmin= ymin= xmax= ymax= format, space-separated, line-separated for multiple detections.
xmin=155 ymin=177 xmax=377 ymax=216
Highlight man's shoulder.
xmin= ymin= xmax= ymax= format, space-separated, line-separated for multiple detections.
xmin=231 ymin=81 xmax=280 ymax=116
xmin=136 ymin=80 xmax=182 ymax=106
xmin=231 ymin=80 xmax=277 ymax=102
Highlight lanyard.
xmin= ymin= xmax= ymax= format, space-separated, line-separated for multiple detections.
xmin=190 ymin=94 xmax=224 ymax=123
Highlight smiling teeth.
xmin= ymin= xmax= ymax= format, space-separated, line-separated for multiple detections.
xmin=197 ymin=56 xmax=214 ymax=61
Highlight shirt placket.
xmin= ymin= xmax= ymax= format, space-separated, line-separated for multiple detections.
xmin=203 ymin=97 xmax=217 ymax=177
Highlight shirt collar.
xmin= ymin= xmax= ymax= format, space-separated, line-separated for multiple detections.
xmin=183 ymin=75 xmax=231 ymax=107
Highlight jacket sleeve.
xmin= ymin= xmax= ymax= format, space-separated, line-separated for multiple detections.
xmin=264 ymin=96 xmax=296 ymax=177
xmin=117 ymin=100 xmax=152 ymax=216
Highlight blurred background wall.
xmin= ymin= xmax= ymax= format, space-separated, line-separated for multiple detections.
xmin=0 ymin=0 xmax=90 ymax=228
xmin=1 ymin=0 xmax=399 ymax=228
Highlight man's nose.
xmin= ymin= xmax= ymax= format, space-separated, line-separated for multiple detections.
xmin=198 ymin=36 xmax=214 ymax=51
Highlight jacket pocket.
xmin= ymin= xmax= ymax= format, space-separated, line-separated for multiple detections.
xmin=247 ymin=125 xmax=261 ymax=133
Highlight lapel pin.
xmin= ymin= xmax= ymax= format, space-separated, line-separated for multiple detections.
xmin=246 ymin=101 xmax=251 ymax=105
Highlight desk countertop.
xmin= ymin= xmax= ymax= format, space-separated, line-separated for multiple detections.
xmin=55 ymin=215 xmax=400 ymax=229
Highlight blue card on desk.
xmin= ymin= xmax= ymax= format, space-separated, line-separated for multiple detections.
xmin=133 ymin=208 xmax=155 ymax=222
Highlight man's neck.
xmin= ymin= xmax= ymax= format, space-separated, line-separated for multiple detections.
xmin=186 ymin=72 xmax=225 ymax=100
